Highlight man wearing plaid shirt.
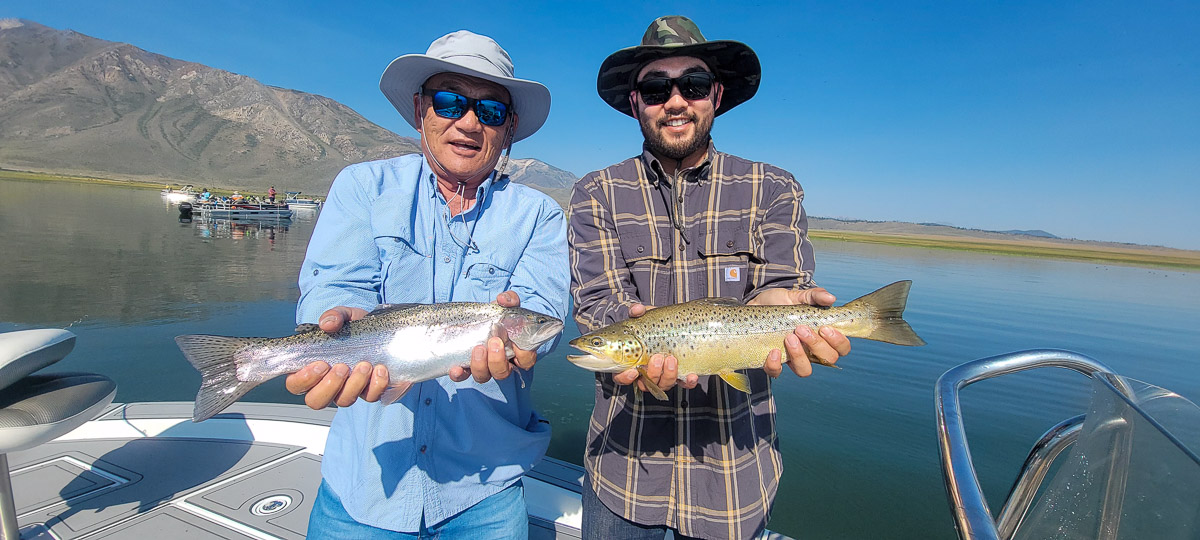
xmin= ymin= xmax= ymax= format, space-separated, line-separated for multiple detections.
xmin=569 ymin=16 xmax=853 ymax=540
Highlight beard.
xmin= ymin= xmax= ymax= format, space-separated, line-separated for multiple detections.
xmin=640 ymin=111 xmax=713 ymax=161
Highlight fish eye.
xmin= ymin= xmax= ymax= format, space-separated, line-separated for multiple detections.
xmin=590 ymin=337 xmax=604 ymax=347
xmin=537 ymin=317 xmax=547 ymax=323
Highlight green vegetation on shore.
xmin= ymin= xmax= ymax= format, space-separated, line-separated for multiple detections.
xmin=0 ymin=168 xmax=281 ymax=200
xmin=810 ymin=230 xmax=1200 ymax=271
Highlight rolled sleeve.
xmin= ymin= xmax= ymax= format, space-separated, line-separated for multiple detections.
xmin=297 ymin=166 xmax=382 ymax=324
xmin=507 ymin=199 xmax=570 ymax=356
xmin=568 ymin=177 xmax=640 ymax=332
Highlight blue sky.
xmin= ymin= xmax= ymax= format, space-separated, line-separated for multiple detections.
xmin=7 ymin=1 xmax=1198 ymax=249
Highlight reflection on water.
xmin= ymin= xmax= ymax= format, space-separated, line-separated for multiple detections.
xmin=3 ymin=178 xmax=1200 ymax=539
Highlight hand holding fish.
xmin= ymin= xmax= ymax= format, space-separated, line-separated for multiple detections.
xmin=447 ymin=291 xmax=538 ymax=383
xmin=285 ymin=306 xmax=389 ymax=409
xmin=613 ymin=303 xmax=700 ymax=392
xmin=284 ymin=291 xmax=537 ymax=411
xmin=749 ymin=287 xmax=852 ymax=378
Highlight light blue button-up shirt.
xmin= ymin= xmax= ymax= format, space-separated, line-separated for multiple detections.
xmin=296 ymin=153 xmax=569 ymax=531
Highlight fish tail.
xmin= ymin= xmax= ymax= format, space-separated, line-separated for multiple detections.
xmin=850 ymin=281 xmax=927 ymax=346
xmin=176 ymin=334 xmax=262 ymax=422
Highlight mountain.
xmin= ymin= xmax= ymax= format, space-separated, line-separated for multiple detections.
xmin=0 ymin=19 xmax=575 ymax=196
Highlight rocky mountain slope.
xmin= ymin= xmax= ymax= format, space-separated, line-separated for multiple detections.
xmin=0 ymin=19 xmax=572 ymax=196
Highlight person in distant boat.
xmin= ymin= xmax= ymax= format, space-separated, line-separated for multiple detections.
xmin=230 ymin=191 xmax=243 ymax=202
xmin=200 ymin=188 xmax=212 ymax=201
xmin=568 ymin=16 xmax=851 ymax=540
xmin=284 ymin=30 xmax=567 ymax=539
xmin=268 ymin=186 xmax=276 ymax=202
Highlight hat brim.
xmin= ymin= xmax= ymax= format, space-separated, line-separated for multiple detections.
xmin=597 ymin=40 xmax=760 ymax=118
xmin=380 ymin=54 xmax=551 ymax=143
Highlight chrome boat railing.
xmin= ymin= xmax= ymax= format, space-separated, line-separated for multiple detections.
xmin=934 ymin=349 xmax=1131 ymax=540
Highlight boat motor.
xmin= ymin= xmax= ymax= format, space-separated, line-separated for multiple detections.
xmin=179 ymin=202 xmax=193 ymax=218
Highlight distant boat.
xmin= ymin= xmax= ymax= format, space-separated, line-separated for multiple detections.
xmin=161 ymin=184 xmax=197 ymax=203
xmin=283 ymin=191 xmax=321 ymax=209
xmin=198 ymin=202 xmax=293 ymax=220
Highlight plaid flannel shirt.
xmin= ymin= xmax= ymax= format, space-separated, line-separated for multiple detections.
xmin=568 ymin=143 xmax=818 ymax=540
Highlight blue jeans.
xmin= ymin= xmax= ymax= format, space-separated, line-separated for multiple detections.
xmin=307 ymin=479 xmax=528 ymax=539
xmin=581 ymin=475 xmax=701 ymax=540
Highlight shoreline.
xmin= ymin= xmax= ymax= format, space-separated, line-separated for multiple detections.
xmin=4 ymin=168 xmax=1197 ymax=272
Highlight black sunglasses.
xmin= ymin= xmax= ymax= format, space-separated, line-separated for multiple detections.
xmin=422 ymin=89 xmax=510 ymax=126
xmin=635 ymin=72 xmax=716 ymax=106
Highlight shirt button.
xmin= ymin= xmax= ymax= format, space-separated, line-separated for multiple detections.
xmin=681 ymin=400 xmax=688 ymax=408
xmin=420 ymin=445 xmax=427 ymax=453
xmin=312 ymin=269 xmax=319 ymax=275
xmin=489 ymin=267 xmax=495 ymax=274
xmin=678 ymin=244 xmax=685 ymax=252
xmin=726 ymin=240 xmax=735 ymax=248
xmin=424 ymin=398 xmax=432 ymax=405
xmin=394 ymin=238 xmax=401 ymax=243
xmin=443 ymin=256 xmax=451 ymax=263
xmin=637 ymin=246 xmax=644 ymax=253
xmin=677 ymin=195 xmax=684 ymax=203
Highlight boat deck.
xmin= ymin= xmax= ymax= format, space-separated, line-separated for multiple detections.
xmin=10 ymin=402 xmax=584 ymax=539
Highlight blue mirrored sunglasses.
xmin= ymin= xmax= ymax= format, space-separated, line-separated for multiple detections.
xmin=422 ymin=89 xmax=510 ymax=126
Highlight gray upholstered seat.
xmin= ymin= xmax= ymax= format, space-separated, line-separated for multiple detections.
xmin=0 ymin=329 xmax=117 ymax=539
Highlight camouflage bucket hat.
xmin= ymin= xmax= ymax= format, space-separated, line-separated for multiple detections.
xmin=597 ymin=16 xmax=761 ymax=118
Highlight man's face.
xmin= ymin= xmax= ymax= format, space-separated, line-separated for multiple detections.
xmin=414 ymin=72 xmax=514 ymax=184
xmin=633 ymin=56 xmax=722 ymax=161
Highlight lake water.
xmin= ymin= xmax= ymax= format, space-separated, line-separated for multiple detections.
xmin=3 ymin=178 xmax=1199 ymax=539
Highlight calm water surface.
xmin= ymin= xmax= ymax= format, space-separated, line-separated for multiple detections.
xmin=3 ymin=179 xmax=1199 ymax=538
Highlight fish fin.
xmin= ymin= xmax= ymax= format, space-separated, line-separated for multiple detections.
xmin=636 ymin=368 xmax=669 ymax=400
xmin=850 ymin=281 xmax=927 ymax=346
xmin=380 ymin=382 xmax=413 ymax=405
xmin=718 ymin=370 xmax=752 ymax=393
xmin=691 ymin=297 xmax=743 ymax=306
xmin=365 ymin=303 xmax=425 ymax=317
xmin=294 ymin=323 xmax=320 ymax=333
xmin=175 ymin=334 xmax=262 ymax=422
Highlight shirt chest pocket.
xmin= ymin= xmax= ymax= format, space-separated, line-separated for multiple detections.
xmin=697 ymin=219 xmax=756 ymax=300
xmin=463 ymin=251 xmax=518 ymax=298
xmin=617 ymin=231 xmax=672 ymax=303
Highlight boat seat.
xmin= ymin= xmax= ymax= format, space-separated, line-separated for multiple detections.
xmin=0 ymin=328 xmax=117 ymax=539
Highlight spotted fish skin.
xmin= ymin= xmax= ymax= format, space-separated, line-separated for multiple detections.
xmin=177 ymin=303 xmax=563 ymax=422
xmin=567 ymin=281 xmax=924 ymax=395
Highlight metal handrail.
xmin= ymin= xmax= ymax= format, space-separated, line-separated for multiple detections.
xmin=995 ymin=414 xmax=1084 ymax=537
xmin=935 ymin=349 xmax=1118 ymax=540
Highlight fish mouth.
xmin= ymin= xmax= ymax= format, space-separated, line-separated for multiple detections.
xmin=566 ymin=354 xmax=627 ymax=373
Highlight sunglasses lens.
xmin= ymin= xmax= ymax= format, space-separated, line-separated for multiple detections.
xmin=431 ymin=91 xmax=468 ymax=119
xmin=677 ymin=73 xmax=714 ymax=100
xmin=636 ymin=78 xmax=673 ymax=105
xmin=475 ymin=100 xmax=508 ymax=126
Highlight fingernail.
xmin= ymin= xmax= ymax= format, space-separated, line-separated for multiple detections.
xmin=332 ymin=364 xmax=349 ymax=376
xmin=320 ymin=316 xmax=336 ymax=326
xmin=786 ymin=334 xmax=801 ymax=347
xmin=821 ymin=327 xmax=837 ymax=337
xmin=490 ymin=340 xmax=502 ymax=353
xmin=355 ymin=363 xmax=370 ymax=374
xmin=651 ymin=357 xmax=663 ymax=368
xmin=375 ymin=365 xmax=387 ymax=377
xmin=313 ymin=363 xmax=329 ymax=375
xmin=796 ymin=326 xmax=813 ymax=339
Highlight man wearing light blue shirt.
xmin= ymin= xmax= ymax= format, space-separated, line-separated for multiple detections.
xmin=284 ymin=30 xmax=568 ymax=539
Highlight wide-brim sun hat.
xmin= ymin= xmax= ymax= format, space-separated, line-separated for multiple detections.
xmin=597 ymin=16 xmax=760 ymax=118
xmin=380 ymin=30 xmax=550 ymax=143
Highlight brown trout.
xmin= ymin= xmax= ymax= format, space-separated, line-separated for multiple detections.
xmin=567 ymin=281 xmax=924 ymax=399
xmin=177 ymin=303 xmax=563 ymax=422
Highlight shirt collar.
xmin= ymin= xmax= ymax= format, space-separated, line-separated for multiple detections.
xmin=640 ymin=140 xmax=716 ymax=187
xmin=420 ymin=157 xmax=505 ymax=216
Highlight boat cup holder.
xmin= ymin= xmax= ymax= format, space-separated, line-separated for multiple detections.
xmin=250 ymin=494 xmax=293 ymax=516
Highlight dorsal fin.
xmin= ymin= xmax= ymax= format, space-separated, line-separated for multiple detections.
xmin=689 ymin=297 xmax=743 ymax=307
xmin=365 ymin=303 xmax=425 ymax=317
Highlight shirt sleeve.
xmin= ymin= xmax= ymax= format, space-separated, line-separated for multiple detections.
xmin=506 ymin=198 xmax=570 ymax=356
xmin=568 ymin=177 xmax=642 ymax=332
xmin=746 ymin=172 xmax=817 ymax=302
xmin=296 ymin=165 xmax=382 ymax=324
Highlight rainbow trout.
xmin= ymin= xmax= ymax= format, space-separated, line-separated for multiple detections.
xmin=177 ymin=302 xmax=563 ymax=422
xmin=567 ymin=281 xmax=924 ymax=399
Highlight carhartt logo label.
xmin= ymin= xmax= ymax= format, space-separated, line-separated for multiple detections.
xmin=725 ymin=267 xmax=740 ymax=282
